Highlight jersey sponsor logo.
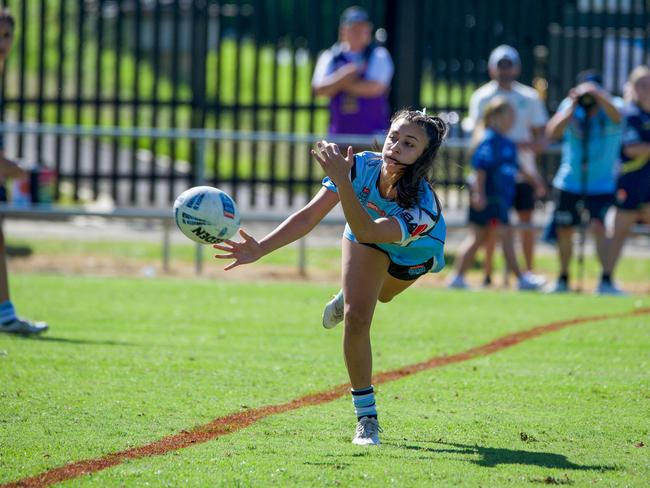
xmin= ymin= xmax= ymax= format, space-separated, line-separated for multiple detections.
xmin=181 ymin=212 xmax=210 ymax=226
xmin=409 ymin=223 xmax=429 ymax=237
xmin=220 ymin=194 xmax=236 ymax=219
xmin=366 ymin=201 xmax=386 ymax=216
xmin=407 ymin=264 xmax=426 ymax=276
xmin=191 ymin=226 xmax=221 ymax=243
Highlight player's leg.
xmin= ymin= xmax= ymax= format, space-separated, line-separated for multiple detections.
xmin=0 ymin=225 xmax=48 ymax=335
xmin=340 ymin=238 xmax=388 ymax=445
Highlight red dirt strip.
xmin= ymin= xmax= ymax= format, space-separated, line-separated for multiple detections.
xmin=5 ymin=307 xmax=649 ymax=488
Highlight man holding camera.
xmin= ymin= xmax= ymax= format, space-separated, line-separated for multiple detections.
xmin=545 ymin=70 xmax=624 ymax=293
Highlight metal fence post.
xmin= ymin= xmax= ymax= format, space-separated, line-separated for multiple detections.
xmin=194 ymin=136 xmax=207 ymax=275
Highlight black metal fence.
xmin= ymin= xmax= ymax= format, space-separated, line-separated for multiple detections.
xmin=0 ymin=0 xmax=647 ymax=209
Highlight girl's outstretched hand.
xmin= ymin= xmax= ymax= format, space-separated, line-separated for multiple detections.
xmin=311 ymin=140 xmax=354 ymax=187
xmin=213 ymin=228 xmax=262 ymax=270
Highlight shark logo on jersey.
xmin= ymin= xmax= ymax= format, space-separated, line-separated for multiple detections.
xmin=181 ymin=212 xmax=210 ymax=226
xmin=358 ymin=187 xmax=371 ymax=205
xmin=186 ymin=192 xmax=205 ymax=210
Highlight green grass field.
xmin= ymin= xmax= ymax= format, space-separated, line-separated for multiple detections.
xmin=1 ymin=271 xmax=648 ymax=486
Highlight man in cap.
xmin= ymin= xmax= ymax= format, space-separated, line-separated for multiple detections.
xmin=466 ymin=44 xmax=549 ymax=286
xmin=312 ymin=6 xmax=394 ymax=136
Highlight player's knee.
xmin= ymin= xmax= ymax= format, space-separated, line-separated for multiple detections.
xmin=344 ymin=308 xmax=372 ymax=334
xmin=377 ymin=292 xmax=395 ymax=303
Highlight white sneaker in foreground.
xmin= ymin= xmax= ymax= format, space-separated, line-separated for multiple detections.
xmin=596 ymin=281 xmax=627 ymax=296
xmin=352 ymin=416 xmax=381 ymax=446
xmin=322 ymin=290 xmax=344 ymax=329
xmin=0 ymin=318 xmax=48 ymax=336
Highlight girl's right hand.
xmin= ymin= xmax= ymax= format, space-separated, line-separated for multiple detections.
xmin=213 ymin=229 xmax=263 ymax=270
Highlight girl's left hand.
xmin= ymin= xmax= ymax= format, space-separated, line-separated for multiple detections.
xmin=311 ymin=141 xmax=354 ymax=186
xmin=213 ymin=229 xmax=263 ymax=270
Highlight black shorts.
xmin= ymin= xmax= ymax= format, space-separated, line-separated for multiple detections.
xmin=361 ymin=243 xmax=434 ymax=281
xmin=616 ymin=169 xmax=650 ymax=210
xmin=553 ymin=189 xmax=614 ymax=227
xmin=468 ymin=202 xmax=509 ymax=227
xmin=513 ymin=182 xmax=535 ymax=211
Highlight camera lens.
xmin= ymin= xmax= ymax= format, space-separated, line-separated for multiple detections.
xmin=578 ymin=94 xmax=596 ymax=109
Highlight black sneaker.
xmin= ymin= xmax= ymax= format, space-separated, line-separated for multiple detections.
xmin=0 ymin=318 xmax=49 ymax=335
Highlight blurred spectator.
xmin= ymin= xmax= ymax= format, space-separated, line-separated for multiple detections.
xmin=545 ymin=70 xmax=624 ymax=294
xmin=601 ymin=65 xmax=650 ymax=294
xmin=0 ymin=9 xmax=48 ymax=335
xmin=312 ymin=6 xmax=394 ymax=139
xmin=447 ymin=97 xmax=544 ymax=291
xmin=467 ymin=45 xmax=548 ymax=286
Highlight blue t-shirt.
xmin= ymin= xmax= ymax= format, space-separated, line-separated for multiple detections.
xmin=619 ymin=101 xmax=650 ymax=177
xmin=322 ymin=151 xmax=446 ymax=271
xmin=552 ymin=96 xmax=624 ymax=194
xmin=472 ymin=129 xmax=519 ymax=208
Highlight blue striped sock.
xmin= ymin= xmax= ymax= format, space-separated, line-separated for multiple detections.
xmin=351 ymin=385 xmax=377 ymax=420
xmin=0 ymin=300 xmax=17 ymax=324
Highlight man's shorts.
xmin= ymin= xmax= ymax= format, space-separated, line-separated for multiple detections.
xmin=616 ymin=170 xmax=650 ymax=210
xmin=468 ymin=202 xmax=509 ymax=227
xmin=361 ymin=243 xmax=435 ymax=281
xmin=513 ymin=181 xmax=535 ymax=212
xmin=553 ymin=189 xmax=614 ymax=227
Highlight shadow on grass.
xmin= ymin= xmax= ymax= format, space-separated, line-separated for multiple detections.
xmin=389 ymin=441 xmax=615 ymax=471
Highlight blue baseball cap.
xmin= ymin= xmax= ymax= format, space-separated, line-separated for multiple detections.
xmin=576 ymin=69 xmax=602 ymax=85
xmin=340 ymin=6 xmax=369 ymax=26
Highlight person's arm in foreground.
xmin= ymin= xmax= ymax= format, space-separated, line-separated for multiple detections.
xmin=214 ymin=187 xmax=339 ymax=270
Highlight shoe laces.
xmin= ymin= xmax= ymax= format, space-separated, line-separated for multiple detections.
xmin=356 ymin=417 xmax=382 ymax=438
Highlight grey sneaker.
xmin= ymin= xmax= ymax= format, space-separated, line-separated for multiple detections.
xmin=596 ymin=281 xmax=627 ymax=296
xmin=322 ymin=290 xmax=344 ymax=329
xmin=352 ymin=416 xmax=381 ymax=446
xmin=0 ymin=318 xmax=48 ymax=336
xmin=546 ymin=280 xmax=570 ymax=294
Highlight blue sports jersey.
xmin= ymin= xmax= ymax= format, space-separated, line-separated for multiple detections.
xmin=620 ymin=101 xmax=650 ymax=176
xmin=322 ymin=151 xmax=446 ymax=271
xmin=472 ymin=129 xmax=519 ymax=208
xmin=552 ymin=96 xmax=624 ymax=194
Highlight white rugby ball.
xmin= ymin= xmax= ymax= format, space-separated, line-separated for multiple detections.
xmin=173 ymin=186 xmax=240 ymax=245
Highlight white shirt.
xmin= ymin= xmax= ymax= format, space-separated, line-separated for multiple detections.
xmin=467 ymin=81 xmax=549 ymax=173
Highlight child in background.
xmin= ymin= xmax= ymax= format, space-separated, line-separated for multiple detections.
xmin=447 ymin=96 xmax=545 ymax=290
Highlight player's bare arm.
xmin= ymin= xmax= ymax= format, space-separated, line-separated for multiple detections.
xmin=214 ymin=187 xmax=339 ymax=270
